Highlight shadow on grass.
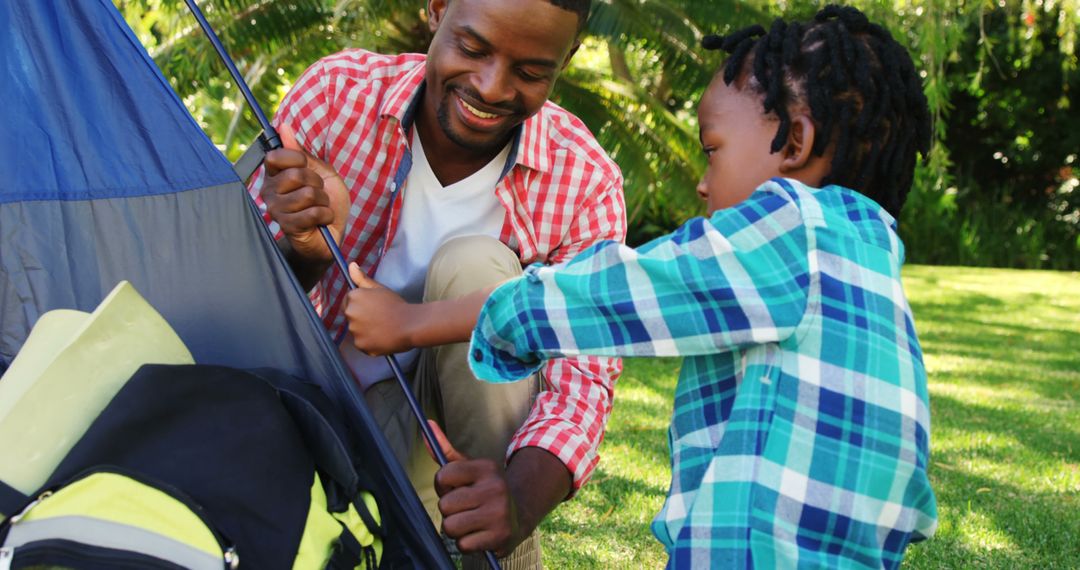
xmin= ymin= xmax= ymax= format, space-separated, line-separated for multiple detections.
xmin=906 ymin=460 xmax=1080 ymax=568
xmin=910 ymin=291 xmax=1080 ymax=402
xmin=571 ymin=470 xmax=669 ymax=514
xmin=604 ymin=357 xmax=681 ymax=469
xmin=931 ymin=391 xmax=1080 ymax=466
xmin=906 ymin=386 xmax=1080 ymax=568
xmin=915 ymin=312 xmax=1080 ymax=357
xmin=928 ymin=363 xmax=1080 ymax=407
xmin=540 ymin=358 xmax=678 ymax=567
xmin=618 ymin=357 xmax=682 ymax=390
xmin=605 ymin=396 xmax=671 ymax=466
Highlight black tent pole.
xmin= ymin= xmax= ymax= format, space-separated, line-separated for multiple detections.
xmin=181 ymin=2 xmax=501 ymax=568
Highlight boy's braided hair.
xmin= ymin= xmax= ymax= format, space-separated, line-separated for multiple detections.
xmin=703 ymin=5 xmax=931 ymax=217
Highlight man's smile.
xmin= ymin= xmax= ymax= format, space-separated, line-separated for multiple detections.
xmin=461 ymin=98 xmax=499 ymax=119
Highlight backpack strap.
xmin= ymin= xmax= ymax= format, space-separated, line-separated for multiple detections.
xmin=0 ymin=479 xmax=30 ymax=521
xmin=327 ymin=521 xmax=379 ymax=570
xmin=246 ymin=368 xmax=384 ymax=538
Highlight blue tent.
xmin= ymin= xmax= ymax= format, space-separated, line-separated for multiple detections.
xmin=0 ymin=1 xmax=451 ymax=567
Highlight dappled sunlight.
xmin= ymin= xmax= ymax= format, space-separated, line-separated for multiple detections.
xmin=611 ymin=386 xmax=674 ymax=431
xmin=954 ymin=509 xmax=1021 ymax=555
xmin=543 ymin=475 xmax=668 ymax=567
xmin=543 ymin=528 xmax=666 ymax=569
xmin=542 ymin=358 xmax=676 ymax=568
xmin=929 ymin=377 xmax=1078 ymax=415
xmin=901 ymin=265 xmax=1080 ymax=568
xmin=597 ymin=442 xmax=669 ymax=488
xmin=614 ymin=385 xmax=673 ymax=413
xmin=932 ymin=425 xmax=1078 ymax=494
xmin=561 ymin=483 xmax=665 ymax=527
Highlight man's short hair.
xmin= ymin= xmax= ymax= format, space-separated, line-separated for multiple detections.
xmin=548 ymin=0 xmax=591 ymax=33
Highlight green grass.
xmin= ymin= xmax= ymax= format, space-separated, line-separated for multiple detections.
xmin=540 ymin=265 xmax=1080 ymax=569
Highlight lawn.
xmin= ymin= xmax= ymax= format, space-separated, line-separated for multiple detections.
xmin=540 ymin=265 xmax=1080 ymax=568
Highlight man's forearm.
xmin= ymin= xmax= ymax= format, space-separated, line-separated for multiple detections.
xmin=278 ymin=236 xmax=333 ymax=291
xmin=505 ymin=447 xmax=573 ymax=546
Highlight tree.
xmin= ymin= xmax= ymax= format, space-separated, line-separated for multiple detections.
xmin=553 ymin=1 xmax=769 ymax=242
xmin=901 ymin=0 xmax=1080 ymax=268
xmin=115 ymin=0 xmax=764 ymax=243
xmin=117 ymin=0 xmax=1080 ymax=266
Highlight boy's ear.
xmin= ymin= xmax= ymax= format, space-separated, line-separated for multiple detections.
xmin=778 ymin=114 xmax=817 ymax=173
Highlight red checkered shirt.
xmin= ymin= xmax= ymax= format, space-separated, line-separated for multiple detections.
xmin=249 ymin=49 xmax=626 ymax=492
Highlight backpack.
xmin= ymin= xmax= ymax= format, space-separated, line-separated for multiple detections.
xmin=0 ymin=364 xmax=384 ymax=569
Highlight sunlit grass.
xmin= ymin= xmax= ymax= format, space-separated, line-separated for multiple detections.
xmin=540 ymin=358 xmax=674 ymax=568
xmin=542 ymin=265 xmax=1080 ymax=568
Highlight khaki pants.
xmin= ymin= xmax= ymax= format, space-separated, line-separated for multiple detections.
xmin=365 ymin=235 xmax=543 ymax=569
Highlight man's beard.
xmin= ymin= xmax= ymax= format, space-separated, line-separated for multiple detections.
xmin=436 ymin=86 xmax=521 ymax=155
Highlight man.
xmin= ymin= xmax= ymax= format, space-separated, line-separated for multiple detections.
xmin=251 ymin=0 xmax=625 ymax=567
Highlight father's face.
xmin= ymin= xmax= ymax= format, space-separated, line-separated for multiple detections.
xmin=424 ymin=0 xmax=580 ymax=154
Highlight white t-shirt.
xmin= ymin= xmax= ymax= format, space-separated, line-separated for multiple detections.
xmin=340 ymin=129 xmax=511 ymax=388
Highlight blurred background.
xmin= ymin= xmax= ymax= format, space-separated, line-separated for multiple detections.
xmin=115 ymin=0 xmax=1080 ymax=269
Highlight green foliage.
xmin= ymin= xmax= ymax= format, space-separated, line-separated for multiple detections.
xmin=901 ymin=170 xmax=1080 ymax=270
xmin=543 ymin=265 xmax=1080 ymax=568
xmin=555 ymin=1 xmax=768 ymax=244
xmin=900 ymin=1 xmax=1080 ymax=269
xmin=118 ymin=0 xmax=1080 ymax=267
xmin=114 ymin=0 xmax=426 ymax=158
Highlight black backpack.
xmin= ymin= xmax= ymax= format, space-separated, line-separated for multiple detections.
xmin=0 ymin=364 xmax=385 ymax=569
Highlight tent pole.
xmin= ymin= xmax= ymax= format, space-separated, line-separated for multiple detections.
xmin=180 ymin=2 xmax=502 ymax=568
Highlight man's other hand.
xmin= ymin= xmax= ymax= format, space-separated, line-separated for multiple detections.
xmin=428 ymin=421 xmax=524 ymax=558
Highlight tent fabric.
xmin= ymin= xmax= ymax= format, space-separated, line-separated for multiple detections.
xmin=0 ymin=186 xmax=336 ymax=373
xmin=0 ymin=1 xmax=452 ymax=567
xmin=1 ymin=0 xmax=234 ymax=204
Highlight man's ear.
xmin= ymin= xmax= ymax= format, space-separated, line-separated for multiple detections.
xmin=779 ymin=114 xmax=817 ymax=173
xmin=561 ymin=41 xmax=582 ymax=71
xmin=428 ymin=0 xmax=449 ymax=33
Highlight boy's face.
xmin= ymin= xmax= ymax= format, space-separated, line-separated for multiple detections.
xmin=696 ymin=77 xmax=787 ymax=214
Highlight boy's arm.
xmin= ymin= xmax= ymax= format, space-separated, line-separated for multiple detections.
xmin=341 ymin=272 xmax=495 ymax=353
xmin=471 ymin=184 xmax=814 ymax=383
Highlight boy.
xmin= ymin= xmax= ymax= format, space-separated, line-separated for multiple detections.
xmin=462 ymin=5 xmax=938 ymax=568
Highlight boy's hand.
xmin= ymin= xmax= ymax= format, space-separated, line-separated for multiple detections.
xmin=344 ymin=265 xmax=498 ymax=353
xmin=260 ymin=124 xmax=349 ymax=262
xmin=427 ymin=421 xmax=524 ymax=558
xmin=344 ymin=263 xmax=418 ymax=355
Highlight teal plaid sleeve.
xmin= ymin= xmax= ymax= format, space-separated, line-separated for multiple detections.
xmin=469 ymin=182 xmax=811 ymax=383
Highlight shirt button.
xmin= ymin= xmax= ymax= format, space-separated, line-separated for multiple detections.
xmin=473 ymin=349 xmax=483 ymax=361
xmin=390 ymin=182 xmax=397 ymax=192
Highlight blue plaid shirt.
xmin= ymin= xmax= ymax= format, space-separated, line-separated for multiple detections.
xmin=470 ymin=178 xmax=937 ymax=568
